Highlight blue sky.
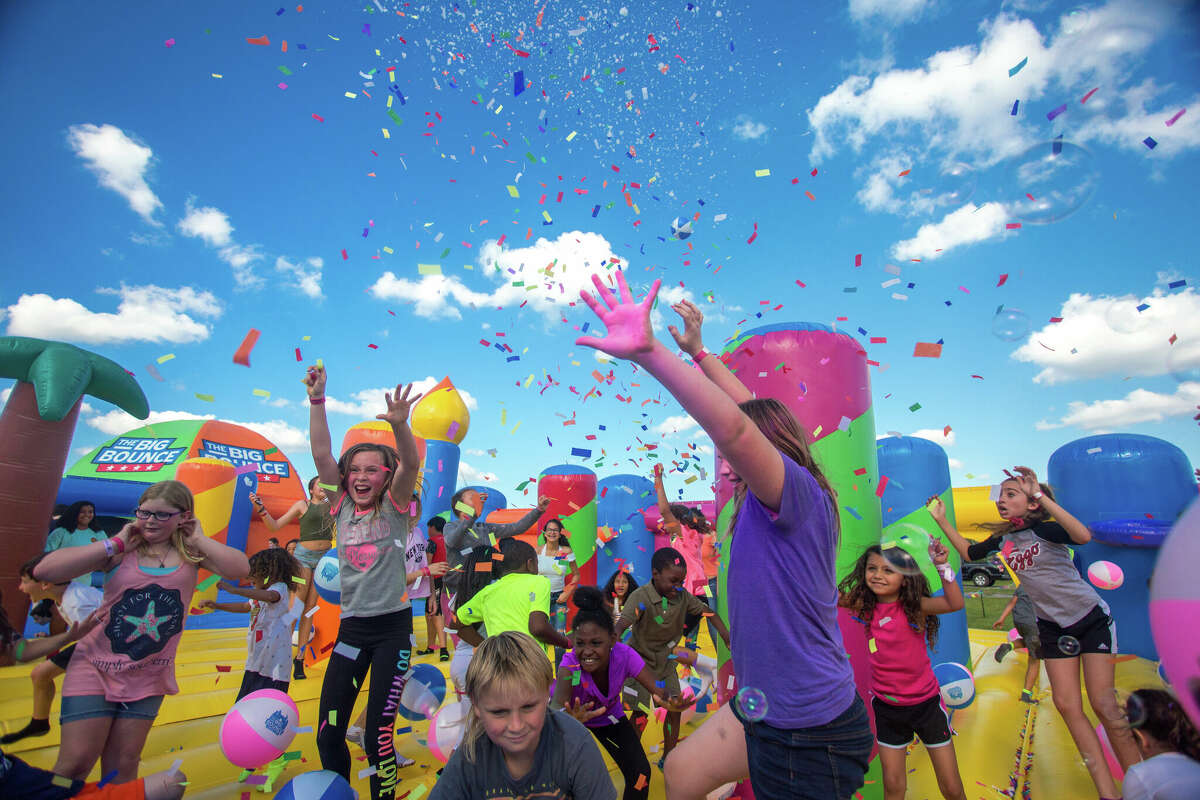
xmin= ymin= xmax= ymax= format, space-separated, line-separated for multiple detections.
xmin=2 ymin=0 xmax=1198 ymax=501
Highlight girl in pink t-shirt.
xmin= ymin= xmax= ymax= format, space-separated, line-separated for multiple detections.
xmin=838 ymin=540 xmax=967 ymax=800
xmin=33 ymin=479 xmax=250 ymax=786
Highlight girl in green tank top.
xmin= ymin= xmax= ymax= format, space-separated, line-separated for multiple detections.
xmin=252 ymin=477 xmax=333 ymax=679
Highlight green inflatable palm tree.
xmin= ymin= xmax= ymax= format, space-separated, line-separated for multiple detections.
xmin=0 ymin=337 xmax=148 ymax=630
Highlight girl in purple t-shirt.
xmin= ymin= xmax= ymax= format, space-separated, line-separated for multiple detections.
xmin=573 ymin=276 xmax=874 ymax=800
xmin=838 ymin=540 xmax=967 ymax=800
xmin=553 ymin=586 xmax=683 ymax=800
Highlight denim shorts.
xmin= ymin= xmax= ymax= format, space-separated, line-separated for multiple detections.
xmin=294 ymin=541 xmax=330 ymax=569
xmin=60 ymin=694 xmax=164 ymax=724
xmin=734 ymin=693 xmax=874 ymax=800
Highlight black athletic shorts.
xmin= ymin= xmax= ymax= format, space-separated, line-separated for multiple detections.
xmin=872 ymin=693 xmax=952 ymax=749
xmin=47 ymin=642 xmax=75 ymax=670
xmin=1036 ymin=604 xmax=1116 ymax=659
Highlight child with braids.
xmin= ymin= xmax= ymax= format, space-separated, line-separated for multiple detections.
xmin=553 ymin=586 xmax=686 ymax=800
xmin=200 ymin=547 xmax=302 ymax=698
xmin=1122 ymin=688 xmax=1200 ymax=800
xmin=838 ymin=541 xmax=966 ymax=800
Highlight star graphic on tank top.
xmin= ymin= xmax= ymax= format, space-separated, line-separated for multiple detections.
xmin=122 ymin=601 xmax=169 ymax=643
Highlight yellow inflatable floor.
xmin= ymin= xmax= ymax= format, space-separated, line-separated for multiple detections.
xmin=1 ymin=628 xmax=1158 ymax=799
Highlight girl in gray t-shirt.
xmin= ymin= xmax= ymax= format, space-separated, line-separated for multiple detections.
xmin=929 ymin=466 xmax=1136 ymax=800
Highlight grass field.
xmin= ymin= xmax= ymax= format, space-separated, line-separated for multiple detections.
xmin=963 ymin=582 xmax=1019 ymax=631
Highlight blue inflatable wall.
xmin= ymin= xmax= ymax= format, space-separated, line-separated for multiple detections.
xmin=1048 ymin=433 xmax=1195 ymax=661
xmin=876 ymin=436 xmax=971 ymax=668
xmin=597 ymin=474 xmax=655 ymax=586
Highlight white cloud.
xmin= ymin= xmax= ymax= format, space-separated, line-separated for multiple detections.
xmin=1012 ymin=289 xmax=1200 ymax=384
xmin=654 ymin=414 xmax=700 ymax=437
xmin=909 ymin=428 xmax=958 ymax=446
xmin=891 ymin=202 xmax=1009 ymax=260
xmin=458 ymin=460 xmax=499 ymax=485
xmin=1035 ymin=382 xmax=1200 ymax=431
xmin=948 ymin=457 xmax=965 ymax=469
xmin=67 ymin=124 xmax=162 ymax=224
xmin=731 ymin=117 xmax=768 ymax=140
xmin=809 ymin=1 xmax=1183 ymax=167
xmin=275 ymin=256 xmax=324 ymax=299
xmin=176 ymin=201 xmax=264 ymax=290
xmin=369 ymin=231 xmax=625 ymax=322
xmin=84 ymin=408 xmax=307 ymax=450
xmin=849 ymin=0 xmax=932 ymax=24
xmin=326 ymin=378 xmax=479 ymax=419
xmin=4 ymin=284 xmax=222 ymax=345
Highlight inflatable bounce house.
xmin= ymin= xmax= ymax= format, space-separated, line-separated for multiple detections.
xmin=3 ymin=335 xmax=1197 ymax=800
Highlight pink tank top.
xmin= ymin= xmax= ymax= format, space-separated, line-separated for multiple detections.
xmin=866 ymin=600 xmax=940 ymax=706
xmin=63 ymin=554 xmax=198 ymax=702
xmin=672 ymin=525 xmax=707 ymax=596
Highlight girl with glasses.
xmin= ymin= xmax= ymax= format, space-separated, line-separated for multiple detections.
xmin=31 ymin=479 xmax=250 ymax=789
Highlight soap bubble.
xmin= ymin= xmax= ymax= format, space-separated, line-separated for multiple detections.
xmin=1116 ymin=689 xmax=1148 ymax=728
xmin=1061 ymin=6 xmax=1092 ymax=35
xmin=913 ymin=162 xmax=977 ymax=213
xmin=1166 ymin=337 xmax=1200 ymax=384
xmin=992 ymin=308 xmax=1031 ymax=341
xmin=736 ymin=687 xmax=768 ymax=722
xmin=1006 ymin=141 xmax=1100 ymax=225
xmin=1058 ymin=635 xmax=1081 ymax=656
xmin=880 ymin=524 xmax=930 ymax=576
xmin=1105 ymin=298 xmax=1152 ymax=334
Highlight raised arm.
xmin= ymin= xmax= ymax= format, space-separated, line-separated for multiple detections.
xmin=1010 ymin=466 xmax=1091 ymax=544
xmin=925 ymin=496 xmax=975 ymax=562
xmin=304 ymin=365 xmax=341 ymax=487
xmin=489 ymin=497 xmax=552 ymax=539
xmin=183 ymin=519 xmax=250 ymax=581
xmin=577 ymin=271 xmax=785 ymax=511
xmin=920 ymin=540 xmax=965 ymax=615
xmin=252 ymin=495 xmax=307 ymax=531
xmin=652 ymin=464 xmax=680 ymax=532
xmin=668 ymin=298 xmax=753 ymax=405
xmin=377 ymin=383 xmax=424 ymax=501
xmin=36 ymin=521 xmax=144 ymax=582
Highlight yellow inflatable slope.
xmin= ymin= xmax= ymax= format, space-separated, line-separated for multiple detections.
xmin=1 ymin=626 xmax=1157 ymax=799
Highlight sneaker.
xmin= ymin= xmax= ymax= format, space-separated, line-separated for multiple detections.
xmin=994 ymin=643 xmax=1013 ymax=663
xmin=346 ymin=726 xmax=366 ymax=748
xmin=293 ymin=659 xmax=307 ymax=681
xmin=416 ymin=648 xmax=434 ymax=656
xmin=439 ymin=647 xmax=449 ymax=662
xmin=1020 ymin=690 xmax=1039 ymax=704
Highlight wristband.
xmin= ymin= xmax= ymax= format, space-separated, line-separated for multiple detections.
xmin=692 ymin=349 xmax=709 ymax=364
xmin=1031 ymin=491 xmax=1043 ymax=500
xmin=103 ymin=539 xmax=116 ymax=558
xmin=112 ymin=537 xmax=125 ymax=554
xmin=938 ymin=564 xmax=956 ymax=581
xmin=309 ymin=396 xmax=326 ymax=405
xmin=422 ymin=567 xmax=431 ymax=578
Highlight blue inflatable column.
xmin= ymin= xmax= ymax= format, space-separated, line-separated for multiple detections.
xmin=421 ymin=440 xmax=460 ymax=519
xmin=597 ymin=475 xmax=655 ymax=586
xmin=462 ymin=485 xmax=507 ymax=519
xmin=1048 ymin=434 xmax=1196 ymax=661
xmin=876 ymin=436 xmax=970 ymax=668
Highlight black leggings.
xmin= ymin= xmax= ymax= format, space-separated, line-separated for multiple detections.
xmin=591 ymin=715 xmax=651 ymax=800
xmin=317 ymin=610 xmax=413 ymax=800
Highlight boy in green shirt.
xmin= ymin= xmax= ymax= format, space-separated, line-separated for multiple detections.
xmin=456 ymin=539 xmax=570 ymax=655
